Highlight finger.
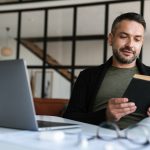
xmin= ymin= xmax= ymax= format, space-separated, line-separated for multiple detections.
xmin=116 ymin=106 xmax=137 ymax=113
xmin=108 ymin=105 xmax=137 ymax=121
xmin=114 ymin=107 xmax=137 ymax=120
xmin=110 ymin=98 xmax=128 ymax=104
xmin=115 ymin=102 xmax=136 ymax=109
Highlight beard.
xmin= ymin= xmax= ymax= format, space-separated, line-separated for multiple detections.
xmin=112 ymin=46 xmax=139 ymax=64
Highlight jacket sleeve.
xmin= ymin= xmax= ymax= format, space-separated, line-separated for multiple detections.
xmin=63 ymin=70 xmax=106 ymax=125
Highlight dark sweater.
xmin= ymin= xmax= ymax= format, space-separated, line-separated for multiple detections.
xmin=63 ymin=57 xmax=150 ymax=125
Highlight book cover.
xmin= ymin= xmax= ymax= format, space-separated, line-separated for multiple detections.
xmin=123 ymin=74 xmax=150 ymax=115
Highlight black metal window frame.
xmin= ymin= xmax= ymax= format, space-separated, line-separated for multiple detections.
xmin=0 ymin=0 xmax=145 ymax=97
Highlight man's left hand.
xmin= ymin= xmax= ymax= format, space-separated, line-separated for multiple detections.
xmin=147 ymin=107 xmax=150 ymax=116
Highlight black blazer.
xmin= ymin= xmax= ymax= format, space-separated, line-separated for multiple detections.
xmin=63 ymin=57 xmax=150 ymax=125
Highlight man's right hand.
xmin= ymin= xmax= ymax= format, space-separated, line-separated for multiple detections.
xmin=106 ymin=98 xmax=137 ymax=122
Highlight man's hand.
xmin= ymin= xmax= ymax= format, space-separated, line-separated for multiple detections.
xmin=147 ymin=107 xmax=150 ymax=116
xmin=106 ymin=98 xmax=137 ymax=122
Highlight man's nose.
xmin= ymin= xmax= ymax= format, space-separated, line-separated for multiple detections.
xmin=126 ymin=38 xmax=134 ymax=47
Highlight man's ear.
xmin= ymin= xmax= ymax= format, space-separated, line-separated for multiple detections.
xmin=108 ymin=33 xmax=113 ymax=46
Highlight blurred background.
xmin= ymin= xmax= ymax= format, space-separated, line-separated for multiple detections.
xmin=0 ymin=0 xmax=149 ymax=99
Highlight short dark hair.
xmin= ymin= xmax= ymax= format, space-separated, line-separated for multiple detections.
xmin=111 ymin=12 xmax=146 ymax=34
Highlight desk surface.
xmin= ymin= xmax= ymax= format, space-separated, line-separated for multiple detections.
xmin=0 ymin=116 xmax=149 ymax=150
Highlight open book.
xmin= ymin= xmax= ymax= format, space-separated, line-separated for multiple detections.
xmin=123 ymin=74 xmax=150 ymax=115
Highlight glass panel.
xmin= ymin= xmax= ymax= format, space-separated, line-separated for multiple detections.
xmin=75 ymin=69 xmax=82 ymax=77
xmin=46 ymin=69 xmax=70 ymax=99
xmin=143 ymin=0 xmax=150 ymax=65
xmin=36 ymin=41 xmax=72 ymax=66
xmin=75 ymin=40 xmax=103 ymax=65
xmin=0 ymin=12 xmax=18 ymax=60
xmin=30 ymin=68 xmax=70 ymax=98
xmin=29 ymin=68 xmax=70 ymax=99
xmin=20 ymin=10 xmax=44 ymax=65
xmin=20 ymin=46 xmax=43 ymax=66
xmin=46 ymin=41 xmax=72 ymax=66
xmin=28 ymin=68 xmax=37 ymax=97
xmin=21 ymin=11 xmax=44 ymax=37
xmin=48 ymin=8 xmax=73 ymax=36
xmin=108 ymin=2 xmax=140 ymax=33
xmin=29 ymin=69 xmax=42 ymax=98
xmin=77 ymin=5 xmax=105 ymax=35
xmin=73 ymin=69 xmax=88 ymax=84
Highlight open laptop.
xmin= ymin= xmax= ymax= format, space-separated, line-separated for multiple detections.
xmin=0 ymin=59 xmax=80 ymax=131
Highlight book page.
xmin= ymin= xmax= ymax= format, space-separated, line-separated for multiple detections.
xmin=134 ymin=74 xmax=150 ymax=81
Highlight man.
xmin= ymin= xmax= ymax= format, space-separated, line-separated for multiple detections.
xmin=63 ymin=12 xmax=150 ymax=129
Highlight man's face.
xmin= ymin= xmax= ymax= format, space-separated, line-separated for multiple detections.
xmin=108 ymin=20 xmax=144 ymax=64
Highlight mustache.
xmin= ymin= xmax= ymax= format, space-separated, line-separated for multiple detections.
xmin=120 ymin=46 xmax=135 ymax=54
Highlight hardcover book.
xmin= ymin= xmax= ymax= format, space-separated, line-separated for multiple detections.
xmin=123 ymin=74 xmax=150 ymax=115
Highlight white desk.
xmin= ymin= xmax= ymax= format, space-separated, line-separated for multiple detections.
xmin=0 ymin=116 xmax=149 ymax=150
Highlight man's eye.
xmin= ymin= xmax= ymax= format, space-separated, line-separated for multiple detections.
xmin=120 ymin=35 xmax=127 ymax=38
xmin=135 ymin=38 xmax=142 ymax=42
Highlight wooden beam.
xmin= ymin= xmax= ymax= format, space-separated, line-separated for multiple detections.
xmin=20 ymin=39 xmax=76 ymax=81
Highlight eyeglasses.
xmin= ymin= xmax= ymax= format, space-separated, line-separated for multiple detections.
xmin=88 ymin=121 xmax=150 ymax=146
xmin=38 ymin=122 xmax=150 ymax=148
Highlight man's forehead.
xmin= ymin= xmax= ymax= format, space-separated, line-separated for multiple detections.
xmin=116 ymin=20 xmax=144 ymax=29
xmin=114 ymin=20 xmax=144 ymax=35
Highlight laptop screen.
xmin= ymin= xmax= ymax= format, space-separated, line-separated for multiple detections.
xmin=0 ymin=59 xmax=80 ymax=131
xmin=0 ymin=59 xmax=38 ymax=130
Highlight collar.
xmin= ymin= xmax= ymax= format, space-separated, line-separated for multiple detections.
xmin=105 ymin=57 xmax=149 ymax=75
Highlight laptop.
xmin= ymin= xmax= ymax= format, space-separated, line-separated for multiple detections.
xmin=0 ymin=59 xmax=80 ymax=131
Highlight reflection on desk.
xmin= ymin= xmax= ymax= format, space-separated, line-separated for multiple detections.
xmin=0 ymin=116 xmax=149 ymax=150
